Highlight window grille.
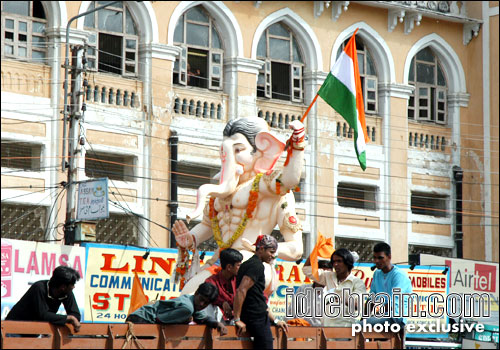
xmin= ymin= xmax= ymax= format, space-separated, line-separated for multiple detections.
xmin=95 ymin=213 xmax=138 ymax=245
xmin=85 ymin=152 xmax=136 ymax=182
xmin=335 ymin=237 xmax=380 ymax=263
xmin=176 ymin=163 xmax=218 ymax=189
xmin=1 ymin=141 xmax=42 ymax=171
xmin=1 ymin=204 xmax=47 ymax=241
xmin=411 ymin=192 xmax=448 ymax=217
xmin=337 ymin=183 xmax=377 ymax=210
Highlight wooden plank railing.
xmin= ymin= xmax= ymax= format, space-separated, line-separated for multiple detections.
xmin=1 ymin=321 xmax=404 ymax=349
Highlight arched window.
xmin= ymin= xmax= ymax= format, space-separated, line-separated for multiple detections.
xmin=256 ymin=22 xmax=304 ymax=103
xmin=173 ymin=6 xmax=223 ymax=90
xmin=1 ymin=1 xmax=47 ymax=63
xmin=337 ymin=36 xmax=378 ymax=113
xmin=84 ymin=1 xmax=139 ymax=77
xmin=407 ymin=47 xmax=447 ymax=124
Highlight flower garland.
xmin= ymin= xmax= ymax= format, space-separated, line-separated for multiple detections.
xmin=209 ymin=173 xmax=263 ymax=249
xmin=174 ymin=242 xmax=195 ymax=290
xmin=275 ymin=177 xmax=300 ymax=195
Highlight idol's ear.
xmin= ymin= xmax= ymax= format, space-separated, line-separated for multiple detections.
xmin=254 ymin=131 xmax=285 ymax=173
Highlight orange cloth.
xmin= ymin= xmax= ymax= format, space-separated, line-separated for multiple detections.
xmin=128 ymin=272 xmax=148 ymax=315
xmin=206 ymin=265 xmax=222 ymax=275
xmin=310 ymin=232 xmax=334 ymax=281
xmin=286 ymin=318 xmax=311 ymax=326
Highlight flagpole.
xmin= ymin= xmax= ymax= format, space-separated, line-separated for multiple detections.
xmin=300 ymin=93 xmax=319 ymax=123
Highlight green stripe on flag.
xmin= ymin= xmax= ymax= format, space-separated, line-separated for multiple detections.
xmin=318 ymin=73 xmax=357 ymax=131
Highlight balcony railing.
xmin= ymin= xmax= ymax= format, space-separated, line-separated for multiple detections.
xmin=408 ymin=122 xmax=451 ymax=153
xmin=84 ymin=74 xmax=143 ymax=110
xmin=172 ymin=87 xmax=227 ymax=122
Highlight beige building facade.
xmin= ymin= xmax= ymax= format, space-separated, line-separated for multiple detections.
xmin=1 ymin=1 xmax=498 ymax=264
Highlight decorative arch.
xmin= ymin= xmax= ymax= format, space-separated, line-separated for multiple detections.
xmin=42 ymin=1 xmax=67 ymax=28
xmin=403 ymin=34 xmax=467 ymax=94
xmin=167 ymin=1 xmax=243 ymax=58
xmin=332 ymin=22 xmax=395 ymax=84
xmin=251 ymin=8 xmax=322 ymax=71
xmin=76 ymin=1 xmax=158 ymax=43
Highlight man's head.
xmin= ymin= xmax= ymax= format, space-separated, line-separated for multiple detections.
xmin=194 ymin=282 xmax=219 ymax=311
xmin=49 ymin=266 xmax=80 ymax=299
xmin=331 ymin=248 xmax=355 ymax=275
xmin=373 ymin=242 xmax=392 ymax=270
xmin=220 ymin=248 xmax=243 ymax=277
xmin=254 ymin=235 xmax=278 ymax=264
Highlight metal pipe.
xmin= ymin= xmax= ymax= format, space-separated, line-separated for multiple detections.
xmin=168 ymin=132 xmax=179 ymax=248
xmin=453 ymin=166 xmax=463 ymax=258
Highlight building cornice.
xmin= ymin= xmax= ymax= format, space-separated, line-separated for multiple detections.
xmin=447 ymin=92 xmax=470 ymax=108
xmin=45 ymin=27 xmax=88 ymax=45
xmin=140 ymin=43 xmax=182 ymax=61
xmin=378 ymin=83 xmax=414 ymax=99
xmin=223 ymin=57 xmax=264 ymax=75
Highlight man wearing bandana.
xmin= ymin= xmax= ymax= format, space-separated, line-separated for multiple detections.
xmin=233 ymin=235 xmax=288 ymax=349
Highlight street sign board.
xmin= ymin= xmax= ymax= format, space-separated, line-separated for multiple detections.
xmin=77 ymin=178 xmax=109 ymax=221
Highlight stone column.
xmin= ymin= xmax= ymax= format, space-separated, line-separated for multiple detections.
xmin=379 ymin=83 xmax=414 ymax=263
xmin=304 ymin=70 xmax=328 ymax=254
xmin=223 ymin=57 xmax=264 ymax=119
xmin=146 ymin=43 xmax=181 ymax=248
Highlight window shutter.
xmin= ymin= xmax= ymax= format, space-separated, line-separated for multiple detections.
xmin=209 ymin=50 xmax=223 ymax=90
xmin=178 ymin=45 xmax=188 ymax=86
xmin=86 ymin=33 xmax=98 ymax=71
xmin=264 ymin=59 xmax=271 ymax=98
xmin=123 ymin=36 xmax=137 ymax=77
xmin=416 ymin=86 xmax=431 ymax=121
xmin=365 ymin=76 xmax=377 ymax=113
xmin=436 ymin=87 xmax=446 ymax=124
xmin=291 ymin=63 xmax=303 ymax=103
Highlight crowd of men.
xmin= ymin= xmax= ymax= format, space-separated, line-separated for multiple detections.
xmin=6 ymin=237 xmax=412 ymax=349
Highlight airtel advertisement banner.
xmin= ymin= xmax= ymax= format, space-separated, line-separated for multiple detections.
xmin=420 ymin=254 xmax=499 ymax=326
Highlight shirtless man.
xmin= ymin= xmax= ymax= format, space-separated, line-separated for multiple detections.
xmin=173 ymin=117 xmax=306 ymax=295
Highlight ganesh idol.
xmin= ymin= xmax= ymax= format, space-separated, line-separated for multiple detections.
xmin=172 ymin=117 xmax=306 ymax=296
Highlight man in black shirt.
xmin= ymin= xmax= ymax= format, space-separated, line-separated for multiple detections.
xmin=233 ymin=235 xmax=288 ymax=349
xmin=6 ymin=266 xmax=81 ymax=332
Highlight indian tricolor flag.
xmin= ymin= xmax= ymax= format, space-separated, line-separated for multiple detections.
xmin=318 ymin=30 xmax=369 ymax=170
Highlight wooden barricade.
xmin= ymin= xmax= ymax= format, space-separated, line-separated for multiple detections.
xmin=280 ymin=326 xmax=321 ymax=349
xmin=320 ymin=327 xmax=360 ymax=349
xmin=360 ymin=330 xmax=403 ymax=349
xmin=110 ymin=324 xmax=163 ymax=349
xmin=58 ymin=323 xmax=113 ymax=349
xmin=211 ymin=325 xmax=279 ymax=349
xmin=161 ymin=324 xmax=209 ymax=349
xmin=1 ymin=321 xmax=408 ymax=349
xmin=1 ymin=321 xmax=59 ymax=349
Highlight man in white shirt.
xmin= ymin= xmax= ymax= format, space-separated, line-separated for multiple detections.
xmin=303 ymin=248 xmax=366 ymax=327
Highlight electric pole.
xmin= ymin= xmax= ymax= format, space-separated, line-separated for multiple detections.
xmin=63 ymin=45 xmax=84 ymax=245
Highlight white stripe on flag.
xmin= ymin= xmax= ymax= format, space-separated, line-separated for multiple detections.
xmin=356 ymin=111 xmax=366 ymax=153
xmin=331 ymin=52 xmax=356 ymax=96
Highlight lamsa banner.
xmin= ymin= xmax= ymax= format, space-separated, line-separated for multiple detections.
xmin=1 ymin=239 xmax=86 ymax=321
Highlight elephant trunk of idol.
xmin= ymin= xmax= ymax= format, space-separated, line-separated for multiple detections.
xmin=187 ymin=140 xmax=243 ymax=223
